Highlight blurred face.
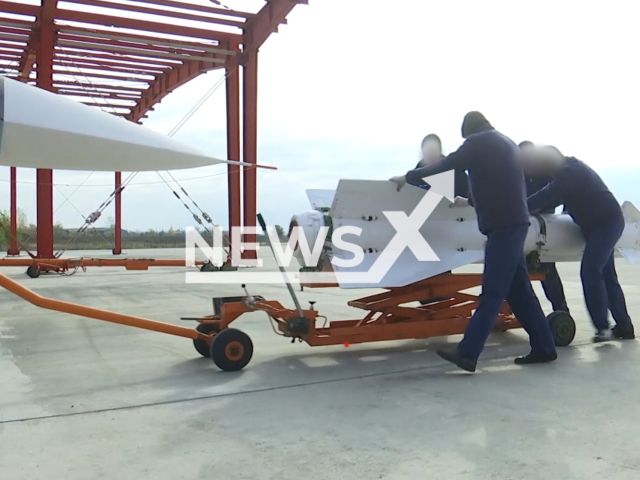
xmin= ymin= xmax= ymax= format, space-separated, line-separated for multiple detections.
xmin=521 ymin=147 xmax=562 ymax=176
xmin=421 ymin=139 xmax=442 ymax=164
xmin=519 ymin=143 xmax=535 ymax=152
xmin=520 ymin=149 xmax=539 ymax=176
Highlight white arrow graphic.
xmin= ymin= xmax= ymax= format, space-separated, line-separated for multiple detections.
xmin=421 ymin=170 xmax=455 ymax=201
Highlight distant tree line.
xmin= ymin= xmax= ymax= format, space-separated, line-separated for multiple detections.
xmin=0 ymin=210 xmax=288 ymax=251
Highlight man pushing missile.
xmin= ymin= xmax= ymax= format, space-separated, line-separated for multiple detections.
xmin=389 ymin=112 xmax=558 ymax=372
xmin=523 ymin=146 xmax=635 ymax=342
xmin=518 ymin=140 xmax=571 ymax=315
xmin=414 ymin=133 xmax=470 ymax=306
xmin=414 ymin=133 xmax=470 ymax=198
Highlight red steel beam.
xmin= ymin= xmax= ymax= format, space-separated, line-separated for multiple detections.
xmin=55 ymin=88 xmax=141 ymax=100
xmin=53 ymin=69 xmax=154 ymax=82
xmin=225 ymin=59 xmax=241 ymax=262
xmin=241 ymin=50 xmax=258 ymax=260
xmin=53 ymin=80 xmax=146 ymax=92
xmin=56 ymin=38 xmax=221 ymax=64
xmin=126 ymin=59 xmax=221 ymax=122
xmin=0 ymin=41 xmax=24 ymax=51
xmin=0 ymin=28 xmax=31 ymax=38
xmin=0 ymin=1 xmax=38 ymax=16
xmin=62 ymin=0 xmax=247 ymax=29
xmin=54 ymin=58 xmax=164 ymax=75
xmin=113 ymin=172 xmax=122 ymax=255
xmin=57 ymin=31 xmax=222 ymax=58
xmin=243 ymin=0 xmax=307 ymax=54
xmin=58 ymin=9 xmax=241 ymax=44
xmin=131 ymin=0 xmax=256 ymax=20
xmin=57 ymin=25 xmax=231 ymax=55
xmin=7 ymin=167 xmax=19 ymax=256
xmin=0 ymin=52 xmax=21 ymax=60
xmin=55 ymin=49 xmax=180 ymax=68
xmin=35 ymin=0 xmax=57 ymax=260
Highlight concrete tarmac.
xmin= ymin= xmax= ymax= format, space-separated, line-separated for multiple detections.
xmin=1 ymin=248 xmax=640 ymax=479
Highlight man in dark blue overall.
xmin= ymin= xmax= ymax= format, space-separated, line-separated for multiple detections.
xmin=518 ymin=140 xmax=570 ymax=314
xmin=414 ymin=133 xmax=470 ymax=198
xmin=390 ymin=112 xmax=557 ymax=372
xmin=524 ymin=145 xmax=635 ymax=342
xmin=414 ymin=133 xmax=470 ymax=306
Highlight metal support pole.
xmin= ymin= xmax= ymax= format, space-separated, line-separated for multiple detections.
xmin=241 ymin=51 xmax=258 ymax=260
xmin=113 ymin=171 xmax=122 ymax=255
xmin=226 ymin=61 xmax=241 ymax=262
xmin=7 ymin=167 xmax=19 ymax=256
xmin=35 ymin=1 xmax=57 ymax=260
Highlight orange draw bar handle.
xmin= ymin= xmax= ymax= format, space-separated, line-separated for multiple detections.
xmin=0 ymin=272 xmax=200 ymax=340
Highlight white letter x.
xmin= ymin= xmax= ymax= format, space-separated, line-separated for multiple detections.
xmin=383 ymin=191 xmax=441 ymax=261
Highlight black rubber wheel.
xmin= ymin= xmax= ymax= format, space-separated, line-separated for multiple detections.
xmin=193 ymin=323 xmax=218 ymax=358
xmin=26 ymin=265 xmax=40 ymax=278
xmin=210 ymin=328 xmax=253 ymax=371
xmin=548 ymin=311 xmax=576 ymax=347
xmin=200 ymin=262 xmax=218 ymax=272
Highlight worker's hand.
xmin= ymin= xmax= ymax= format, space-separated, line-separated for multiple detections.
xmin=449 ymin=196 xmax=470 ymax=208
xmin=389 ymin=175 xmax=407 ymax=191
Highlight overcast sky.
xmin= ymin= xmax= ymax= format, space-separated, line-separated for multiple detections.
xmin=1 ymin=0 xmax=639 ymax=231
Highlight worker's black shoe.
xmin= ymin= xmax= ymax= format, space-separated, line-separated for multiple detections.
xmin=593 ymin=330 xmax=615 ymax=343
xmin=612 ymin=325 xmax=635 ymax=340
xmin=514 ymin=351 xmax=558 ymax=365
xmin=436 ymin=349 xmax=476 ymax=373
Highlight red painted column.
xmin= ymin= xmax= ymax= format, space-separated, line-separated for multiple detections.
xmin=113 ymin=172 xmax=122 ymax=255
xmin=226 ymin=62 xmax=242 ymax=263
xmin=242 ymin=52 xmax=258 ymax=260
xmin=35 ymin=5 xmax=56 ymax=260
xmin=7 ymin=167 xmax=19 ymax=256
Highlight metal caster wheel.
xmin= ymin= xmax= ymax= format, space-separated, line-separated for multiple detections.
xmin=193 ymin=323 xmax=218 ymax=358
xmin=547 ymin=311 xmax=576 ymax=347
xmin=26 ymin=265 xmax=41 ymax=278
xmin=210 ymin=328 xmax=253 ymax=371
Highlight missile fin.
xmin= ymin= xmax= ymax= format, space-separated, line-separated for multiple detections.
xmin=622 ymin=202 xmax=640 ymax=224
xmin=327 ymin=180 xmax=484 ymax=288
xmin=618 ymin=248 xmax=640 ymax=265
xmin=305 ymin=189 xmax=335 ymax=211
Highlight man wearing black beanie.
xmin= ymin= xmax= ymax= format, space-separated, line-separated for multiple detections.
xmin=389 ymin=111 xmax=557 ymax=372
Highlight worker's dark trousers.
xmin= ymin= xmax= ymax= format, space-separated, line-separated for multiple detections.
xmin=540 ymin=263 xmax=569 ymax=313
xmin=580 ymin=219 xmax=633 ymax=332
xmin=457 ymin=224 xmax=556 ymax=361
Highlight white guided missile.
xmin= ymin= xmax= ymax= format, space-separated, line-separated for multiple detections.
xmin=288 ymin=180 xmax=640 ymax=289
xmin=0 ymin=76 xmax=248 ymax=172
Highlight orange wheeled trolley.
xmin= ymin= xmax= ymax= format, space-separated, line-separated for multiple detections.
xmin=0 ymin=213 xmax=576 ymax=372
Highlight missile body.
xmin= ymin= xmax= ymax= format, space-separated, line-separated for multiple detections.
xmin=288 ymin=180 xmax=640 ymax=289
xmin=0 ymin=76 xmax=245 ymax=172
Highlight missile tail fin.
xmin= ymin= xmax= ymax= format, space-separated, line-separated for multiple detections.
xmin=305 ymin=189 xmax=335 ymax=211
xmin=622 ymin=202 xmax=640 ymax=224
xmin=619 ymin=202 xmax=640 ymax=264
xmin=619 ymin=248 xmax=640 ymax=265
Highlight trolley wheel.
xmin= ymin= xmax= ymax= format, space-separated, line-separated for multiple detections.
xmin=547 ymin=311 xmax=576 ymax=347
xmin=200 ymin=262 xmax=219 ymax=272
xmin=193 ymin=323 xmax=218 ymax=358
xmin=26 ymin=265 xmax=40 ymax=278
xmin=210 ymin=328 xmax=253 ymax=371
